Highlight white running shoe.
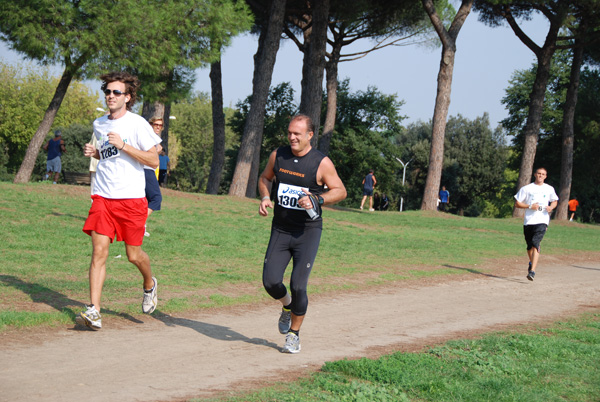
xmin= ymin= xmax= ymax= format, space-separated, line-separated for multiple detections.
xmin=75 ymin=304 xmax=102 ymax=330
xmin=142 ymin=277 xmax=158 ymax=314
xmin=278 ymin=308 xmax=292 ymax=334
xmin=282 ymin=332 xmax=301 ymax=354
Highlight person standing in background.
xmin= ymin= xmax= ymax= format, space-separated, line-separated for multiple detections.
xmin=439 ymin=186 xmax=449 ymax=212
xmin=568 ymin=197 xmax=579 ymax=222
xmin=43 ymin=130 xmax=66 ymax=184
xmin=359 ymin=169 xmax=377 ymax=211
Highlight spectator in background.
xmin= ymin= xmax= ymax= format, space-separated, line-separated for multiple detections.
xmin=568 ymin=197 xmax=579 ymax=222
xmin=43 ymin=130 xmax=66 ymax=184
xmin=158 ymin=149 xmax=170 ymax=187
xmin=379 ymin=193 xmax=390 ymax=211
xmin=373 ymin=193 xmax=381 ymax=211
xmin=144 ymin=117 xmax=165 ymax=236
xmin=439 ymin=186 xmax=449 ymax=212
xmin=359 ymin=169 xmax=377 ymax=211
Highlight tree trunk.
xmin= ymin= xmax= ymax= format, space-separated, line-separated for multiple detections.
xmin=318 ymin=40 xmax=341 ymax=156
xmin=207 ymin=58 xmax=226 ymax=195
xmin=511 ymin=46 xmax=556 ymax=217
xmin=228 ymin=0 xmax=286 ymax=198
xmin=299 ymin=0 xmax=329 ymax=147
xmin=420 ymin=0 xmax=472 ymax=210
xmin=162 ymin=103 xmax=172 ymax=155
xmin=556 ymin=42 xmax=584 ymax=220
xmin=421 ymin=45 xmax=455 ymax=210
xmin=142 ymin=100 xmax=171 ymax=155
xmin=14 ymin=68 xmax=74 ymax=183
xmin=141 ymin=101 xmax=165 ymax=121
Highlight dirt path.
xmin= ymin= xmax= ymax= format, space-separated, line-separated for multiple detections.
xmin=1 ymin=257 xmax=600 ymax=402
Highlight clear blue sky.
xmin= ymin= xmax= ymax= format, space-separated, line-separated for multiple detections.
xmin=0 ymin=10 xmax=547 ymax=129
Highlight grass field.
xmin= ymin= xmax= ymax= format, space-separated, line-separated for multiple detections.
xmin=206 ymin=312 xmax=600 ymax=402
xmin=1 ymin=181 xmax=599 ymax=331
xmin=2 ymin=181 xmax=600 ymax=401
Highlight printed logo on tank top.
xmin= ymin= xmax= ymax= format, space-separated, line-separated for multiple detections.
xmin=278 ymin=167 xmax=305 ymax=178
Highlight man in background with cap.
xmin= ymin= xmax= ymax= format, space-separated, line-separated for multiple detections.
xmin=43 ymin=130 xmax=66 ymax=184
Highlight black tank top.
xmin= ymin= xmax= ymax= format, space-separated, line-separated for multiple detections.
xmin=272 ymin=146 xmax=325 ymax=231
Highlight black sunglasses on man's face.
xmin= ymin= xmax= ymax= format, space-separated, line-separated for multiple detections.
xmin=104 ymin=89 xmax=127 ymax=96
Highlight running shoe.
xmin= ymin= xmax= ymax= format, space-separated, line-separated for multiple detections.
xmin=278 ymin=307 xmax=292 ymax=334
xmin=527 ymin=270 xmax=535 ymax=281
xmin=142 ymin=277 xmax=158 ymax=314
xmin=76 ymin=304 xmax=102 ymax=330
xmin=282 ymin=332 xmax=301 ymax=354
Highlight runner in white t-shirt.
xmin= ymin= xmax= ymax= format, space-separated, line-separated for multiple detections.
xmin=514 ymin=167 xmax=558 ymax=281
xmin=77 ymin=72 xmax=161 ymax=330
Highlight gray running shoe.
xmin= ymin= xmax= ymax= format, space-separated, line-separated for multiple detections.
xmin=282 ymin=332 xmax=301 ymax=354
xmin=527 ymin=270 xmax=535 ymax=281
xmin=75 ymin=304 xmax=102 ymax=330
xmin=142 ymin=277 xmax=158 ymax=314
xmin=278 ymin=308 xmax=292 ymax=334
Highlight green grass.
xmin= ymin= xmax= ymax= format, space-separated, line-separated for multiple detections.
xmin=207 ymin=313 xmax=600 ymax=402
xmin=1 ymin=181 xmax=599 ymax=330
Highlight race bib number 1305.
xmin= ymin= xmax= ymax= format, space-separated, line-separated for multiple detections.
xmin=277 ymin=183 xmax=306 ymax=210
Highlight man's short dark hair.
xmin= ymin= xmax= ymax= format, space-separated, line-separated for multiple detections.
xmin=100 ymin=71 xmax=140 ymax=111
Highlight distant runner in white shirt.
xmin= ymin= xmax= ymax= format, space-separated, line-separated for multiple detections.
xmin=77 ymin=71 xmax=161 ymax=330
xmin=514 ymin=167 xmax=558 ymax=281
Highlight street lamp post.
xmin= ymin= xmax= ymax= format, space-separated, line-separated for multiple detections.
xmin=396 ymin=157 xmax=412 ymax=212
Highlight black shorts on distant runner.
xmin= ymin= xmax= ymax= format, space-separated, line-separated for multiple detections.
xmin=524 ymin=224 xmax=547 ymax=252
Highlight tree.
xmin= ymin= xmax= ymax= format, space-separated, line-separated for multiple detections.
xmin=0 ymin=0 xmax=156 ymax=183
xmin=317 ymin=0 xmax=437 ymax=155
xmin=420 ymin=0 xmax=473 ymax=211
xmin=168 ymin=92 xmax=237 ymax=193
xmin=205 ymin=1 xmax=253 ymax=194
xmin=556 ymin=10 xmax=600 ymax=220
xmin=228 ymin=82 xmax=298 ymax=184
xmin=501 ymin=52 xmax=600 ymax=223
xmin=327 ymin=80 xmax=406 ymax=207
xmin=443 ymin=114 xmax=509 ymax=216
xmin=396 ymin=114 xmax=509 ymax=216
xmin=228 ymin=0 xmax=287 ymax=198
xmin=0 ymin=62 xmax=101 ymax=172
xmin=475 ymin=1 xmax=580 ymax=218
xmin=207 ymin=57 xmax=227 ymax=194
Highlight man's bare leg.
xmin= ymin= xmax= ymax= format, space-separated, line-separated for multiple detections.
xmin=125 ymin=243 xmax=154 ymax=290
xmin=89 ymin=231 xmax=110 ymax=311
xmin=528 ymin=247 xmax=540 ymax=272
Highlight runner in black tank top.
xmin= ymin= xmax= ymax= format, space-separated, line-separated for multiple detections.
xmin=258 ymin=114 xmax=347 ymax=353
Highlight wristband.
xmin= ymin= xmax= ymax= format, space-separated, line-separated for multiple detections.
xmin=262 ymin=196 xmax=270 ymax=201
xmin=119 ymin=143 xmax=126 ymax=150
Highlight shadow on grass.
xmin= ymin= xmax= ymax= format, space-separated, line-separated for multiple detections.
xmin=152 ymin=313 xmax=281 ymax=352
xmin=441 ymin=265 xmax=524 ymax=283
xmin=51 ymin=211 xmax=87 ymax=221
xmin=0 ymin=275 xmax=143 ymax=326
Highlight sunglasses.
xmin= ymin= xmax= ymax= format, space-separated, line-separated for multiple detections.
xmin=103 ymin=89 xmax=127 ymax=96
xmin=152 ymin=123 xmax=163 ymax=127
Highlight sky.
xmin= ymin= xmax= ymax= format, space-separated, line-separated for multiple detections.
xmin=0 ymin=9 xmax=548 ymax=129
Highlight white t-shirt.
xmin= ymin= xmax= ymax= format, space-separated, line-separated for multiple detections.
xmin=92 ymin=112 xmax=162 ymax=199
xmin=514 ymin=182 xmax=559 ymax=226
